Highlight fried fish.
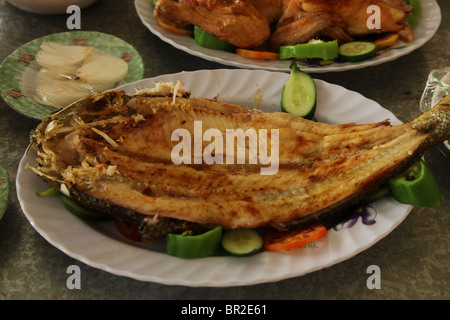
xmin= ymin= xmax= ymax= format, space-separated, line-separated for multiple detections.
xmin=28 ymin=82 xmax=450 ymax=241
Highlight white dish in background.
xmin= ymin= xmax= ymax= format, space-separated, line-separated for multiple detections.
xmin=134 ymin=0 xmax=441 ymax=73
xmin=7 ymin=0 xmax=98 ymax=14
xmin=17 ymin=69 xmax=413 ymax=287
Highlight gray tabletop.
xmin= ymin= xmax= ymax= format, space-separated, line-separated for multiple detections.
xmin=0 ymin=0 xmax=448 ymax=300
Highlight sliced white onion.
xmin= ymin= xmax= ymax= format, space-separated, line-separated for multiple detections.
xmin=34 ymin=68 xmax=93 ymax=108
xmin=36 ymin=41 xmax=94 ymax=70
xmin=76 ymin=52 xmax=129 ymax=91
xmin=33 ymin=42 xmax=129 ymax=109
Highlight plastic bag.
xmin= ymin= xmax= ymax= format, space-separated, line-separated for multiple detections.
xmin=419 ymin=67 xmax=450 ymax=157
xmin=419 ymin=67 xmax=450 ymax=112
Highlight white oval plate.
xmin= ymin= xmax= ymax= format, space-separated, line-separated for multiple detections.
xmin=17 ymin=69 xmax=412 ymax=287
xmin=135 ymin=0 xmax=441 ymax=73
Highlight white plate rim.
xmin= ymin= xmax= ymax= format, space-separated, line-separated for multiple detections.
xmin=134 ymin=0 xmax=441 ymax=73
xmin=17 ymin=69 xmax=413 ymax=287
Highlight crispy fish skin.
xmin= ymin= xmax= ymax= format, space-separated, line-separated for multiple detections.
xmin=29 ymin=87 xmax=450 ymax=241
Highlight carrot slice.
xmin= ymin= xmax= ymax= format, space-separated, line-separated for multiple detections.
xmin=263 ymin=225 xmax=327 ymax=251
xmin=156 ymin=16 xmax=194 ymax=36
xmin=236 ymin=48 xmax=279 ymax=60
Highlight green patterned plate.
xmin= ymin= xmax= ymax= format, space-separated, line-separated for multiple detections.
xmin=0 ymin=162 xmax=9 ymax=220
xmin=0 ymin=31 xmax=144 ymax=120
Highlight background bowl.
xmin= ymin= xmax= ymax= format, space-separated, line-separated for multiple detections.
xmin=7 ymin=0 xmax=98 ymax=14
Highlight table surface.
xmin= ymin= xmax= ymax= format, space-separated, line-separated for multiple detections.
xmin=0 ymin=0 xmax=448 ymax=300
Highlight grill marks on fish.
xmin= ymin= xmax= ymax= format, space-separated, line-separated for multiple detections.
xmin=29 ymin=89 xmax=450 ymax=240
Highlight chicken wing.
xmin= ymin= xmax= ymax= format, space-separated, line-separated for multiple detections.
xmin=154 ymin=0 xmax=277 ymax=49
xmin=270 ymin=0 xmax=413 ymax=51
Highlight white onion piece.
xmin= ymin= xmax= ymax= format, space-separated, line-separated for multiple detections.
xmin=76 ymin=52 xmax=129 ymax=91
xmin=36 ymin=42 xmax=94 ymax=70
xmin=34 ymin=68 xmax=93 ymax=108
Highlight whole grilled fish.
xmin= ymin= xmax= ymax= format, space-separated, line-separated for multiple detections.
xmin=28 ymin=82 xmax=450 ymax=242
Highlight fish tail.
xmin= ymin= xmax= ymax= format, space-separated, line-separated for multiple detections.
xmin=413 ymin=93 xmax=450 ymax=141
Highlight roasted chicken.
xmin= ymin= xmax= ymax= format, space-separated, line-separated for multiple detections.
xmin=270 ymin=0 xmax=414 ymax=51
xmin=154 ymin=0 xmax=282 ymax=49
xmin=153 ymin=0 xmax=414 ymax=52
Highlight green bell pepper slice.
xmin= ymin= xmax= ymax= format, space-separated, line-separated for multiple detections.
xmin=279 ymin=39 xmax=338 ymax=61
xmin=388 ymin=160 xmax=442 ymax=207
xmin=405 ymin=0 xmax=422 ymax=29
xmin=193 ymin=26 xmax=236 ymax=52
xmin=166 ymin=226 xmax=223 ymax=259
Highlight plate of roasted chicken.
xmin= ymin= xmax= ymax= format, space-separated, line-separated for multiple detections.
xmin=136 ymin=0 xmax=441 ymax=73
xmin=16 ymin=68 xmax=450 ymax=286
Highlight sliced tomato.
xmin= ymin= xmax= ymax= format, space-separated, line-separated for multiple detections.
xmin=263 ymin=224 xmax=327 ymax=251
xmin=236 ymin=48 xmax=279 ymax=60
xmin=114 ymin=218 xmax=142 ymax=242
xmin=156 ymin=16 xmax=194 ymax=36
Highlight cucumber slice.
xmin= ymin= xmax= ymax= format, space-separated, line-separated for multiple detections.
xmin=338 ymin=41 xmax=377 ymax=62
xmin=281 ymin=62 xmax=316 ymax=119
xmin=221 ymin=229 xmax=263 ymax=256
xmin=60 ymin=194 xmax=112 ymax=221
xmin=194 ymin=26 xmax=236 ymax=52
